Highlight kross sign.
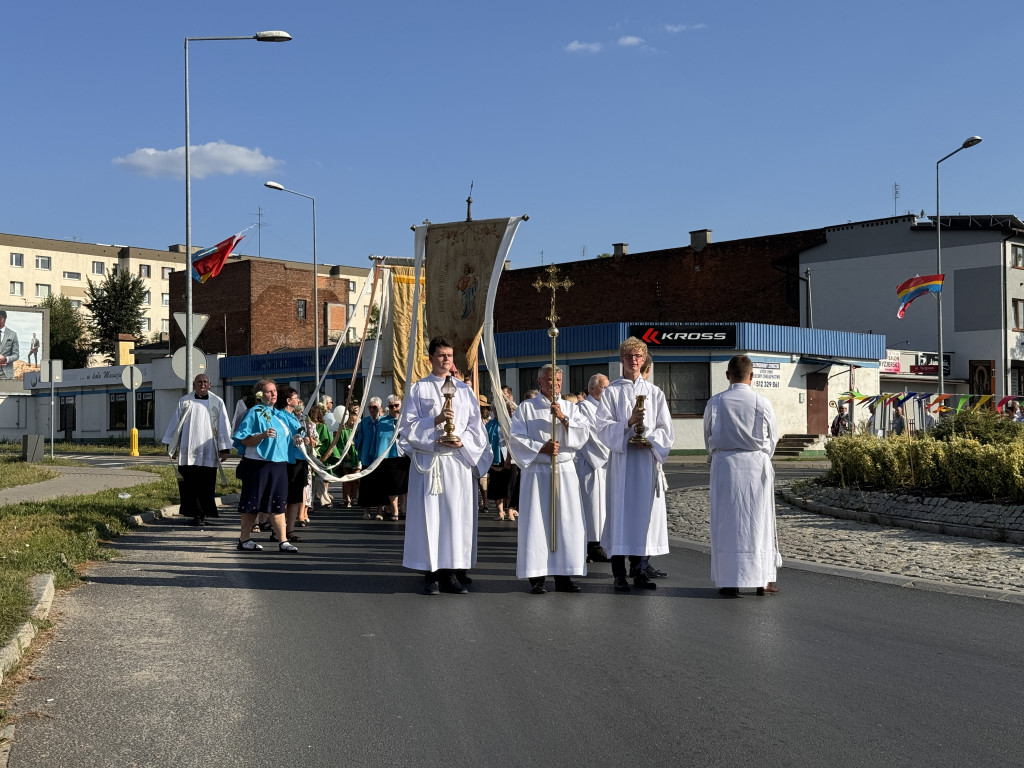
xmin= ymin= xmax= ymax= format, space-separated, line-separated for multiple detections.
xmin=630 ymin=325 xmax=737 ymax=348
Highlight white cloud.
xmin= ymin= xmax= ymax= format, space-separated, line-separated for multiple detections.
xmin=113 ymin=141 xmax=280 ymax=180
xmin=565 ymin=40 xmax=602 ymax=53
xmin=665 ymin=23 xmax=706 ymax=33
xmin=618 ymin=35 xmax=644 ymax=47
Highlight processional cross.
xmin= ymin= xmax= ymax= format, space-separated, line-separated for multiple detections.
xmin=533 ymin=265 xmax=572 ymax=551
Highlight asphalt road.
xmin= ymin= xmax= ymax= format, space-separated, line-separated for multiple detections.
xmin=9 ymin=503 xmax=1023 ymax=768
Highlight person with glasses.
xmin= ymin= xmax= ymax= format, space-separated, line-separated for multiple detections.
xmin=595 ymin=337 xmax=674 ymax=591
xmin=378 ymin=394 xmax=410 ymax=521
xmin=355 ymin=397 xmax=389 ymax=519
xmin=276 ymin=388 xmax=315 ymax=540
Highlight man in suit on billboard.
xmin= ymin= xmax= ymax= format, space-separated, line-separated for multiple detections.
xmin=0 ymin=310 xmax=19 ymax=380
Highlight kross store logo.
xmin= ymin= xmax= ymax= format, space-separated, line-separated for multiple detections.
xmin=640 ymin=328 xmax=729 ymax=345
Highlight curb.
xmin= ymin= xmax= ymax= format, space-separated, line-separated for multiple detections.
xmin=121 ymin=494 xmax=240 ymax=527
xmin=778 ymin=488 xmax=1024 ymax=545
xmin=0 ymin=574 xmax=55 ymax=767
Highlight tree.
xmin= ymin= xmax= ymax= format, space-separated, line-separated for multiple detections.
xmin=39 ymin=294 xmax=91 ymax=369
xmin=84 ymin=269 xmax=147 ymax=363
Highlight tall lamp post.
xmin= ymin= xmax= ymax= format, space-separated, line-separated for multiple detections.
xmin=936 ymin=135 xmax=982 ymax=397
xmin=265 ymin=181 xmax=320 ymax=402
xmin=184 ymin=30 xmax=291 ymax=388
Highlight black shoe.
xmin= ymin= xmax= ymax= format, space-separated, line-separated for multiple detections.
xmin=587 ymin=544 xmax=610 ymax=563
xmin=529 ymin=577 xmax=547 ymax=595
xmin=190 ymin=517 xmax=202 ymax=527
xmin=554 ymin=577 xmax=581 ymax=593
xmin=646 ymin=565 xmax=667 ymax=579
xmin=440 ymin=572 xmax=468 ymax=594
xmin=613 ymin=576 xmax=631 ymax=592
xmin=633 ymin=573 xmax=657 ymax=590
xmin=718 ymin=587 xmax=740 ymax=598
xmin=454 ymin=569 xmax=472 ymax=585
xmin=423 ymin=580 xmax=440 ymax=595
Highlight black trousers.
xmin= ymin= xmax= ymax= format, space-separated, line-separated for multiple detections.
xmin=178 ymin=465 xmax=219 ymax=519
xmin=610 ymin=555 xmax=649 ymax=578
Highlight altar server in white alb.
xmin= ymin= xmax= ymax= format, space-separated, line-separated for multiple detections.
xmin=596 ymin=337 xmax=674 ymax=591
xmin=574 ymin=373 xmax=611 ymax=563
xmin=401 ymin=336 xmax=492 ymax=596
xmin=510 ymin=364 xmax=589 ymax=594
xmin=162 ymin=374 xmax=232 ymax=526
xmin=703 ymin=354 xmax=781 ymax=597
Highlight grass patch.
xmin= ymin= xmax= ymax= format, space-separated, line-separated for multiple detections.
xmin=0 ymin=439 xmax=167 ymax=457
xmin=0 ymin=457 xmax=58 ymax=491
xmin=0 ymin=465 xmax=242 ymax=646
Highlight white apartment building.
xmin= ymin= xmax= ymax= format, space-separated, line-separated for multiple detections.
xmin=2 ymin=233 xmax=187 ymax=339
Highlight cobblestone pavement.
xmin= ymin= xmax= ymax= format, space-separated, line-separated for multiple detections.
xmin=1 ymin=465 xmax=157 ymax=507
xmin=667 ymin=484 xmax=1024 ymax=595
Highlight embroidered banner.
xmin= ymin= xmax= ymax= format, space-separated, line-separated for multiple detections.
xmin=389 ymin=266 xmax=429 ymax=398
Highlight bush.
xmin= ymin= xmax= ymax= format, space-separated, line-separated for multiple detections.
xmin=927 ymin=408 xmax=1024 ymax=445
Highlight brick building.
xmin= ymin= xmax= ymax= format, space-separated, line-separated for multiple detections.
xmin=168 ymin=257 xmax=351 ymax=356
xmin=493 ymin=227 xmax=827 ymax=333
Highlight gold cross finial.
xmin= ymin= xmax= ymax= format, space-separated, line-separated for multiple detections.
xmin=533 ymin=264 xmax=572 ymax=327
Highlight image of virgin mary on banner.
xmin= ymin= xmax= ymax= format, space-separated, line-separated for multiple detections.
xmin=424 ymin=218 xmax=516 ymax=375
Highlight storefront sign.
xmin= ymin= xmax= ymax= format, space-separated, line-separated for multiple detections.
xmin=752 ymin=361 xmax=781 ymax=389
xmin=630 ymin=324 xmax=737 ymax=348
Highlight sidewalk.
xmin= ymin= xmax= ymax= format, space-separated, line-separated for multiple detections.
xmin=1 ymin=465 xmax=157 ymax=507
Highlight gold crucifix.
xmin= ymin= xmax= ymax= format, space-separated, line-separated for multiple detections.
xmin=533 ymin=265 xmax=572 ymax=551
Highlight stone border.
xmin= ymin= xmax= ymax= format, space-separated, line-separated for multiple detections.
xmin=0 ymin=574 xmax=54 ymax=766
xmin=780 ymin=486 xmax=1024 ymax=545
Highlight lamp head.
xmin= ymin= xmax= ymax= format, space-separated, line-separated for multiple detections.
xmin=962 ymin=136 xmax=982 ymax=149
xmin=441 ymin=375 xmax=457 ymax=397
xmin=255 ymin=31 xmax=292 ymax=42
xmin=264 ymin=181 xmax=285 ymax=191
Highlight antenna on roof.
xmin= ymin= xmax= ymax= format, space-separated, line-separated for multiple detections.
xmin=893 ymin=183 xmax=900 ymax=216
xmin=466 ymin=181 xmax=474 ymax=222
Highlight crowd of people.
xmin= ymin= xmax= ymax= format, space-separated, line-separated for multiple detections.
xmin=165 ymin=337 xmax=780 ymax=598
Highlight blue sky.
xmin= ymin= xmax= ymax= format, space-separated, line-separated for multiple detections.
xmin=3 ymin=1 xmax=1020 ymax=270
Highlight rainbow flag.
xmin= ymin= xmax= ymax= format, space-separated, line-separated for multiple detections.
xmin=191 ymin=233 xmax=244 ymax=284
xmin=896 ymin=274 xmax=943 ymax=318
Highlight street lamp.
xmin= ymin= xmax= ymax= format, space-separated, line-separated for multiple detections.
xmin=184 ymin=30 xmax=292 ymax=388
xmin=935 ymin=135 xmax=982 ymax=397
xmin=265 ymin=181 xmax=320 ymax=403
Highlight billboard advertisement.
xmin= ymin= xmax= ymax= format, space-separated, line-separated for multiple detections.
xmin=0 ymin=305 xmax=49 ymax=394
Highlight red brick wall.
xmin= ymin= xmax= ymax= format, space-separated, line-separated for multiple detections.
xmin=493 ymin=229 xmax=826 ymax=333
xmin=169 ymin=259 xmax=350 ymax=355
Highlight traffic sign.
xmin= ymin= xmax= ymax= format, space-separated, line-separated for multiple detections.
xmin=121 ymin=365 xmax=143 ymax=390
xmin=171 ymin=347 xmax=207 ymax=381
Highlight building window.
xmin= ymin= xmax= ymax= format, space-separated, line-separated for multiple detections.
xmin=348 ymin=280 xmax=356 ymax=292
xmin=10 ymin=252 xmax=23 ymax=268
xmin=35 ymin=284 xmax=52 ymax=298
xmin=1014 ymin=299 xmax=1024 ymax=330
xmin=347 ymin=303 xmax=355 ymax=321
xmin=92 ymin=261 xmax=105 ymax=275
xmin=10 ymin=281 xmax=24 ymax=296
xmin=143 ymin=290 xmax=151 ymax=305
xmin=111 ymin=264 xmax=118 ymax=275
xmin=162 ymin=267 xmax=174 ymax=279
xmin=569 ymin=364 xmax=609 ymax=397
xmin=109 ymin=393 xmax=128 ymax=430
xmin=136 ymin=391 xmax=155 ymax=430
xmin=1013 ymin=244 xmax=1024 ymax=268
xmin=162 ymin=293 xmax=170 ymax=306
xmin=161 ymin=319 xmax=169 ymax=332
xmin=70 ymin=299 xmax=82 ymax=309
xmin=653 ymin=362 xmax=711 ymax=417
xmin=35 ymin=255 xmax=51 ymax=270
xmin=141 ymin=317 xmax=151 ymax=331
xmin=139 ymin=264 xmax=151 ymax=278
xmin=297 ymin=299 xmax=307 ymax=319
xmin=363 ymin=305 xmax=369 ymax=317
xmin=518 ymin=367 xmax=543 ymax=399
xmin=63 ymin=270 xmax=81 ymax=280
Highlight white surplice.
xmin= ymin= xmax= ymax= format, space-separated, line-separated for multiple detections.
xmin=574 ymin=394 xmax=610 ymax=543
xmin=596 ymin=376 xmax=673 ymax=557
xmin=161 ymin=392 xmax=232 ymax=467
xmin=509 ymin=393 xmax=588 ymax=579
xmin=703 ymin=382 xmax=781 ymax=588
xmin=401 ymin=374 xmax=492 ymax=572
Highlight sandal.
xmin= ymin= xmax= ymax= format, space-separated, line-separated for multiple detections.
xmin=508 ymin=510 xmax=518 ymax=522
xmin=390 ymin=514 xmax=399 ymax=521
xmin=756 ymin=583 xmax=780 ymax=596
xmin=362 ymin=511 xmax=372 ymax=520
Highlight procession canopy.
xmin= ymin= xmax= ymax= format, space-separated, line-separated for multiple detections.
xmin=424 ymin=218 xmax=511 ymax=375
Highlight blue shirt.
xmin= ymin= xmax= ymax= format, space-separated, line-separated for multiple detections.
xmin=354 ymin=415 xmax=398 ymax=464
xmin=232 ymin=405 xmax=300 ymax=463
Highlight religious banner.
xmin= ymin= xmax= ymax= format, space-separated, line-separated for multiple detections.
xmin=424 ymin=217 xmax=511 ymax=375
xmin=389 ymin=266 xmax=429 ymax=398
